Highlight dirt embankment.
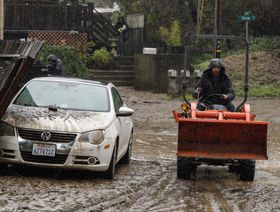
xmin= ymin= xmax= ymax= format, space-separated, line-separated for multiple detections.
xmin=224 ymin=51 xmax=280 ymax=86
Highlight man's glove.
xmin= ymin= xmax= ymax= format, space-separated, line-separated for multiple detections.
xmin=220 ymin=94 xmax=228 ymax=100
xmin=194 ymin=87 xmax=202 ymax=94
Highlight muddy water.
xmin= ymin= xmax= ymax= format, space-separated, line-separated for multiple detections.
xmin=0 ymin=87 xmax=280 ymax=211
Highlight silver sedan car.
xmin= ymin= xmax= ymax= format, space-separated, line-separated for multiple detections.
xmin=0 ymin=77 xmax=134 ymax=178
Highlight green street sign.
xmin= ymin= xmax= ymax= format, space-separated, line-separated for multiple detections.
xmin=238 ymin=15 xmax=256 ymax=21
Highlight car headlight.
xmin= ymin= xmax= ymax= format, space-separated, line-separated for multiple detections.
xmin=79 ymin=130 xmax=105 ymax=145
xmin=0 ymin=121 xmax=15 ymax=136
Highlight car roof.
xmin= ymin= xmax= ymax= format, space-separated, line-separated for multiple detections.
xmin=29 ymin=77 xmax=113 ymax=87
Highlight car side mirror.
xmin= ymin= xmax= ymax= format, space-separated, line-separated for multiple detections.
xmin=117 ymin=106 xmax=134 ymax=117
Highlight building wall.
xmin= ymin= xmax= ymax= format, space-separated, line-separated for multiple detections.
xmin=134 ymin=54 xmax=185 ymax=93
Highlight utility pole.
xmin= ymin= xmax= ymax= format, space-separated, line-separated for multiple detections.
xmin=214 ymin=0 xmax=222 ymax=58
xmin=218 ymin=0 xmax=222 ymax=34
xmin=196 ymin=0 xmax=201 ymax=32
xmin=245 ymin=21 xmax=249 ymax=42
xmin=213 ymin=0 xmax=218 ymax=58
xmin=0 ymin=0 xmax=4 ymax=40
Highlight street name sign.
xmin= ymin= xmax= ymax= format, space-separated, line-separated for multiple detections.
xmin=238 ymin=15 xmax=256 ymax=21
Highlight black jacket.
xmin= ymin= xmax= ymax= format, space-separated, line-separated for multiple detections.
xmin=192 ymin=68 xmax=235 ymax=104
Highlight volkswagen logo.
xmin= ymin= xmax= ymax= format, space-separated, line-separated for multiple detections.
xmin=41 ymin=131 xmax=52 ymax=141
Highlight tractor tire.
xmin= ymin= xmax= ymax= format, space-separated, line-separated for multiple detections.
xmin=177 ymin=157 xmax=195 ymax=180
xmin=238 ymin=160 xmax=256 ymax=181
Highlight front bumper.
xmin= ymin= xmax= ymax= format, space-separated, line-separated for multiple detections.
xmin=0 ymin=132 xmax=114 ymax=172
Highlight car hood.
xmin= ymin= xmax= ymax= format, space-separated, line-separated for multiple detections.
xmin=1 ymin=105 xmax=114 ymax=133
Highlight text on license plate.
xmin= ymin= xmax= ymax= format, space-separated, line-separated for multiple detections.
xmin=32 ymin=144 xmax=56 ymax=157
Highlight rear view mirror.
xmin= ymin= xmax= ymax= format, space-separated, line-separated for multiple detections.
xmin=117 ymin=106 xmax=134 ymax=117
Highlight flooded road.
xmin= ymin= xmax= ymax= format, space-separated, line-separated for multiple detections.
xmin=1 ymin=87 xmax=280 ymax=211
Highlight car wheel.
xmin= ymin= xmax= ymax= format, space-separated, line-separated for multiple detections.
xmin=228 ymin=164 xmax=238 ymax=173
xmin=119 ymin=132 xmax=133 ymax=164
xmin=177 ymin=156 xmax=195 ymax=180
xmin=103 ymin=145 xmax=117 ymax=179
xmin=238 ymin=160 xmax=256 ymax=181
xmin=0 ymin=163 xmax=7 ymax=174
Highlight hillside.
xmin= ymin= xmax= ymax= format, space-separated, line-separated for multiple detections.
xmin=224 ymin=51 xmax=280 ymax=86
xmin=223 ymin=51 xmax=280 ymax=96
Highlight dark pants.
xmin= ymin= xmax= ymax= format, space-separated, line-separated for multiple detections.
xmin=197 ymin=101 xmax=235 ymax=112
xmin=117 ymin=34 xmax=125 ymax=56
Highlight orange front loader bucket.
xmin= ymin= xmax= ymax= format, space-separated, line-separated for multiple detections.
xmin=173 ymin=105 xmax=268 ymax=160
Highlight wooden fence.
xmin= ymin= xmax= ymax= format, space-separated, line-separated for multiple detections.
xmin=4 ymin=0 xmax=117 ymax=47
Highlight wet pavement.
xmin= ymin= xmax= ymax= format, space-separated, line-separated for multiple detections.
xmin=1 ymin=87 xmax=280 ymax=211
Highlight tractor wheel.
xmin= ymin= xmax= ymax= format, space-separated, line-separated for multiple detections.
xmin=238 ymin=160 xmax=256 ymax=181
xmin=177 ymin=157 xmax=195 ymax=180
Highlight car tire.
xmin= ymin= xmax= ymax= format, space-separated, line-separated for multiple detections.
xmin=238 ymin=160 xmax=256 ymax=181
xmin=119 ymin=132 xmax=133 ymax=164
xmin=177 ymin=156 xmax=195 ymax=180
xmin=102 ymin=145 xmax=117 ymax=179
xmin=0 ymin=163 xmax=7 ymax=174
xmin=228 ymin=164 xmax=238 ymax=173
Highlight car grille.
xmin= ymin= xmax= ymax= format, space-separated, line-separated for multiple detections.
xmin=20 ymin=151 xmax=68 ymax=164
xmin=18 ymin=129 xmax=77 ymax=143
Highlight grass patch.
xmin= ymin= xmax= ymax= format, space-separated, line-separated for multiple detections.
xmin=161 ymin=95 xmax=173 ymax=101
xmin=250 ymin=36 xmax=280 ymax=55
xmin=162 ymin=93 xmax=195 ymax=101
xmin=177 ymin=93 xmax=195 ymax=101
xmin=249 ymin=85 xmax=280 ymax=97
xmin=233 ymin=85 xmax=280 ymax=97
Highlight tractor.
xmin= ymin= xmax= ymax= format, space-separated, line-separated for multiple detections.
xmin=173 ymin=34 xmax=268 ymax=181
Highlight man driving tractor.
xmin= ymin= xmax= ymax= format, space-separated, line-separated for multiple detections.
xmin=192 ymin=58 xmax=235 ymax=112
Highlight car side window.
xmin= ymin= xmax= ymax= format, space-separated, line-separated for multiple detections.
xmin=111 ymin=88 xmax=123 ymax=113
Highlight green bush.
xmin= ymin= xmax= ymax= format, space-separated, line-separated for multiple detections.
xmin=36 ymin=45 xmax=88 ymax=78
xmin=220 ymin=36 xmax=280 ymax=57
xmin=168 ymin=20 xmax=182 ymax=47
xmin=250 ymin=36 xmax=280 ymax=55
xmin=159 ymin=20 xmax=182 ymax=48
xmin=92 ymin=48 xmax=113 ymax=69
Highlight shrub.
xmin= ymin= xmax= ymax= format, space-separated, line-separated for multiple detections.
xmin=159 ymin=20 xmax=182 ymax=48
xmin=250 ymin=36 xmax=280 ymax=55
xmin=168 ymin=20 xmax=182 ymax=47
xmin=36 ymin=45 xmax=89 ymax=78
xmin=92 ymin=48 xmax=113 ymax=69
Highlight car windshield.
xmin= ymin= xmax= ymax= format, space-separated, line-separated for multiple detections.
xmin=13 ymin=80 xmax=110 ymax=112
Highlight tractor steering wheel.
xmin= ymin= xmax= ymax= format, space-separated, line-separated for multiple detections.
xmin=200 ymin=94 xmax=226 ymax=103
xmin=198 ymin=94 xmax=226 ymax=110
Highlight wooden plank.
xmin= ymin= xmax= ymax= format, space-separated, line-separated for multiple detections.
xmin=0 ymin=41 xmax=44 ymax=119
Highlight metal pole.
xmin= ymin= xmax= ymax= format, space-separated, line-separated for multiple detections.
xmin=0 ymin=0 xmax=4 ymax=40
xmin=183 ymin=44 xmax=191 ymax=107
xmin=213 ymin=0 xmax=218 ymax=57
xmin=245 ymin=21 xmax=249 ymax=42
xmin=196 ymin=0 xmax=201 ymax=32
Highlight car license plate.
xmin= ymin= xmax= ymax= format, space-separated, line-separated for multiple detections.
xmin=32 ymin=144 xmax=56 ymax=157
